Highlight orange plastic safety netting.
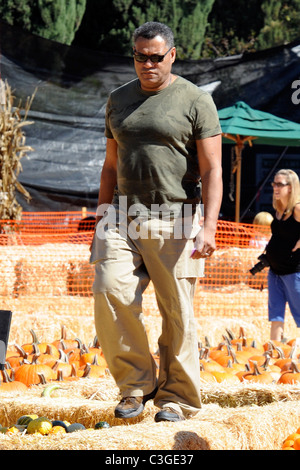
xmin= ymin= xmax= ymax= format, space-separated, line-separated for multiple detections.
xmin=0 ymin=212 xmax=272 ymax=319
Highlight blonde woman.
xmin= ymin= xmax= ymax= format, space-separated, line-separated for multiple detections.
xmin=265 ymin=169 xmax=300 ymax=341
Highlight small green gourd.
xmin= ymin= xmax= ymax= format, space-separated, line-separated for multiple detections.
xmin=67 ymin=423 xmax=86 ymax=433
xmin=17 ymin=414 xmax=39 ymax=426
xmin=95 ymin=421 xmax=110 ymax=429
xmin=27 ymin=417 xmax=52 ymax=435
xmin=41 ymin=384 xmax=61 ymax=397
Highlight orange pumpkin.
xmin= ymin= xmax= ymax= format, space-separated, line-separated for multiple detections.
xmin=64 ymin=346 xmax=83 ymax=367
xmin=263 ymin=340 xmax=292 ymax=358
xmin=0 ymin=367 xmax=13 ymax=380
xmin=207 ymin=342 xmax=228 ymax=361
xmin=292 ymin=438 xmax=300 ymax=450
xmin=52 ymin=360 xmax=73 ymax=379
xmin=14 ymin=361 xmax=56 ymax=386
xmin=228 ymin=327 xmax=264 ymax=353
xmin=278 ymin=361 xmax=300 ymax=384
xmin=52 ymin=325 xmax=82 ymax=351
xmin=241 ymin=361 xmax=274 ymax=384
xmin=80 ymin=360 xmax=107 ymax=379
xmin=49 ymin=426 xmax=67 ymax=434
xmin=215 ymin=345 xmax=249 ymax=367
xmin=257 ymin=356 xmax=281 ymax=381
xmin=5 ymin=355 xmax=24 ymax=369
xmin=57 ymin=364 xmax=79 ymax=382
xmin=199 ymin=348 xmax=225 ymax=372
xmin=79 ymin=349 xmax=108 ymax=368
xmin=222 ymin=358 xmax=246 ymax=375
xmin=27 ymin=330 xmax=60 ymax=356
xmin=5 ymin=344 xmax=28 ymax=369
xmin=0 ymin=370 xmax=28 ymax=393
xmin=248 ymin=353 xmax=275 ymax=368
xmin=210 ymin=370 xmax=240 ymax=384
xmin=274 ymin=345 xmax=297 ymax=370
xmin=199 ymin=363 xmax=217 ymax=383
xmin=282 ymin=439 xmax=296 ymax=449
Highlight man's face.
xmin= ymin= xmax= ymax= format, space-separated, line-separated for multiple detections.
xmin=133 ymin=35 xmax=176 ymax=92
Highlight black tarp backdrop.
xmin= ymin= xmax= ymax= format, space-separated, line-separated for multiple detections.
xmin=0 ymin=20 xmax=299 ymax=220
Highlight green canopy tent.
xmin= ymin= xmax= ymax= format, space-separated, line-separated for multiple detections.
xmin=218 ymin=101 xmax=300 ymax=222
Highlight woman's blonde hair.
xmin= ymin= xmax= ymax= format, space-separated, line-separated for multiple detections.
xmin=272 ymin=169 xmax=300 ymax=214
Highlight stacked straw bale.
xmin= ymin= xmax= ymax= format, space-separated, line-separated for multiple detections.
xmin=0 ymin=244 xmax=266 ymax=297
xmin=3 ymin=284 xmax=298 ymax=355
xmin=0 ymin=244 xmax=91 ymax=297
xmin=1 ymin=380 xmax=300 ymax=450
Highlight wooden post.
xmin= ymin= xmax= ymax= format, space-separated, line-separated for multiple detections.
xmin=234 ymin=141 xmax=243 ymax=223
xmin=223 ymin=133 xmax=256 ymax=223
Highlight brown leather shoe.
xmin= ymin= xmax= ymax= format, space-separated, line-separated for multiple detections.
xmin=114 ymin=388 xmax=157 ymax=419
xmin=114 ymin=396 xmax=144 ymax=418
xmin=154 ymin=407 xmax=185 ymax=422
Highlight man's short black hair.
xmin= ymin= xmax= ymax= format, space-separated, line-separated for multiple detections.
xmin=133 ymin=22 xmax=174 ymax=48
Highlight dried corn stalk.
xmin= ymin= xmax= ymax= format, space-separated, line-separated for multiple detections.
xmin=0 ymin=79 xmax=34 ymax=226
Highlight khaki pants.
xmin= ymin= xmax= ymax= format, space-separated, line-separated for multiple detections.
xmin=91 ymin=205 xmax=203 ymax=417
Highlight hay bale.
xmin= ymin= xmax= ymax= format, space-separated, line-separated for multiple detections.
xmin=3 ymin=304 xmax=95 ymax=348
xmin=1 ymin=243 xmax=91 ymax=297
xmin=0 ymin=396 xmax=119 ymax=430
xmin=4 ymin=293 xmax=298 ymax=357
xmin=0 ymin=243 xmax=273 ymax=319
xmin=193 ymin=283 xmax=269 ymax=317
xmin=200 ymin=381 xmax=300 ymax=407
xmin=11 ymin=245 xmax=69 ymax=296
xmin=0 ymin=392 xmax=300 ymax=450
xmin=1 ymin=378 xmax=300 ymax=450
xmin=12 ymin=258 xmax=69 ymax=296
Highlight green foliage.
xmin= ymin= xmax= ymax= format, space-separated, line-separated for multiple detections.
xmin=202 ymin=0 xmax=264 ymax=58
xmin=256 ymin=0 xmax=300 ymax=50
xmin=0 ymin=0 xmax=87 ymax=45
xmin=74 ymin=0 xmax=215 ymax=59
xmin=0 ymin=0 xmax=32 ymax=29
xmin=1 ymin=0 xmax=299 ymax=58
xmin=173 ymin=0 xmax=216 ymax=59
xmin=34 ymin=0 xmax=87 ymax=44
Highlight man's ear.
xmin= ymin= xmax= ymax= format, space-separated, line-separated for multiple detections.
xmin=171 ymin=47 xmax=176 ymax=63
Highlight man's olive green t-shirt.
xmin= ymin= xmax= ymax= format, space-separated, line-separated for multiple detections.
xmin=105 ymin=76 xmax=221 ymax=211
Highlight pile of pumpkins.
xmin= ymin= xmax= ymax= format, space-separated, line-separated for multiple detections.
xmin=0 ymin=414 xmax=110 ymax=436
xmin=198 ymin=327 xmax=300 ymax=385
xmin=282 ymin=427 xmax=300 ymax=450
xmin=0 ymin=325 xmax=109 ymax=391
xmin=1 ymin=325 xmax=300 ymax=391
